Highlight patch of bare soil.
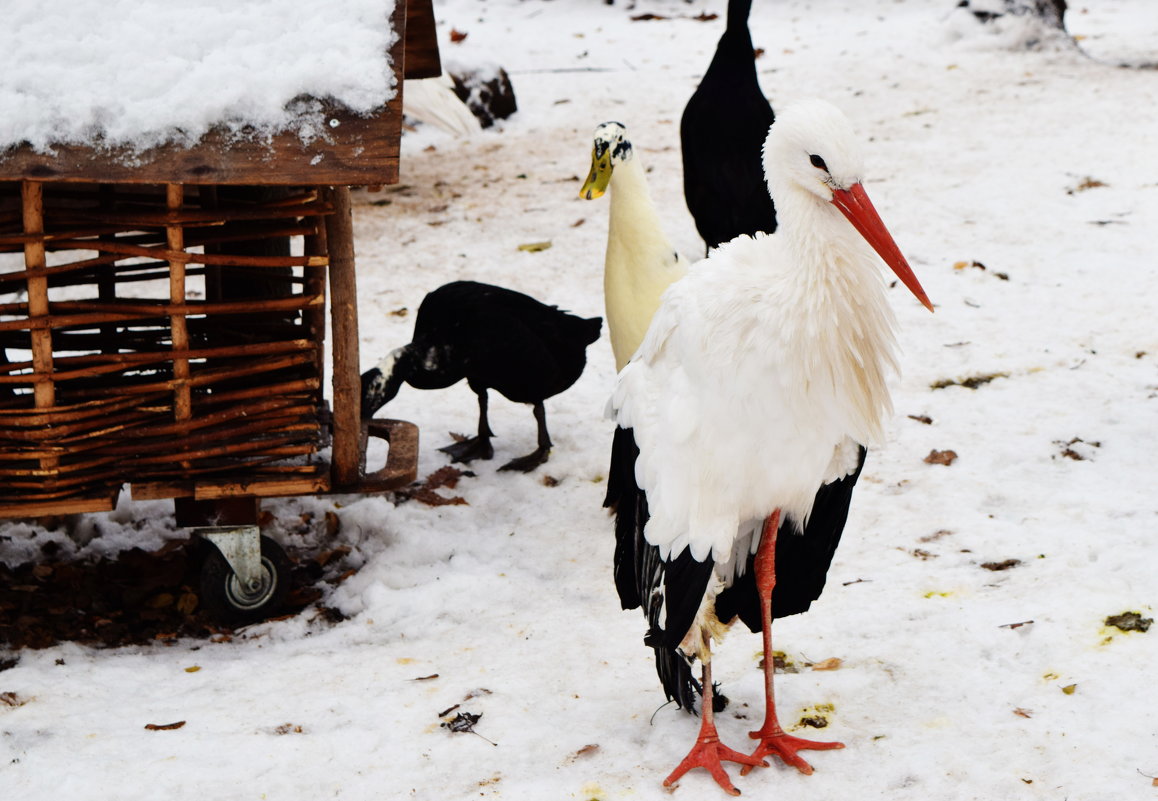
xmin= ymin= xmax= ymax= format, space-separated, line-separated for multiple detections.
xmin=0 ymin=538 xmax=345 ymax=653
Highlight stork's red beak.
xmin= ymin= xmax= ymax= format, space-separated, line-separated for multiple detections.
xmin=832 ymin=184 xmax=934 ymax=312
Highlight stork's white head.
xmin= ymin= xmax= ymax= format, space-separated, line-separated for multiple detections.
xmin=580 ymin=121 xmax=633 ymax=200
xmin=763 ymin=99 xmax=934 ymax=312
xmin=762 ymin=99 xmax=865 ymax=205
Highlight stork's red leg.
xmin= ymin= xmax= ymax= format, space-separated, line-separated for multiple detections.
xmin=664 ymin=661 xmax=766 ymax=795
xmin=742 ymin=509 xmax=844 ymax=776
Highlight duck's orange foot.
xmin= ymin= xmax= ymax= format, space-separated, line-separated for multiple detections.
xmin=664 ymin=733 xmax=767 ymax=796
xmin=740 ymin=725 xmax=844 ymax=776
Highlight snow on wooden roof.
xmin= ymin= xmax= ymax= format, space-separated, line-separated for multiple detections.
xmin=2 ymin=0 xmax=398 ymax=152
xmin=0 ymin=0 xmax=415 ymax=186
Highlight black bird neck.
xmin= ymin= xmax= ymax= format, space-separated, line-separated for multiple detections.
xmin=726 ymin=0 xmax=754 ymax=35
xmin=705 ymin=0 xmax=758 ymax=77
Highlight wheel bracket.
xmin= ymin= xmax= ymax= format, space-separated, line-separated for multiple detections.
xmin=196 ymin=525 xmax=263 ymax=594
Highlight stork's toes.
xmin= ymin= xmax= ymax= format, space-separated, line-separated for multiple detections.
xmin=664 ymin=735 xmax=766 ymax=796
xmin=439 ymin=436 xmax=494 ymax=463
xmin=740 ymin=727 xmax=844 ymax=776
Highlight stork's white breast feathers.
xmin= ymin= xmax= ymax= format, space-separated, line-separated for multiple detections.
xmin=610 ymin=231 xmax=899 ymax=564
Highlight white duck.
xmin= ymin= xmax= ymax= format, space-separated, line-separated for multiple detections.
xmin=579 ymin=122 xmax=690 ymax=370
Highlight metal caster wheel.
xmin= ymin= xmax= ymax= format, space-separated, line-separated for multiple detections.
xmin=199 ymin=533 xmax=292 ymax=625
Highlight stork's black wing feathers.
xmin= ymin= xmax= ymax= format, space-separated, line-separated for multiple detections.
xmin=606 ymin=426 xmax=719 ymax=713
xmin=716 ymin=446 xmax=869 ymax=630
xmin=606 ymin=424 xmax=642 ymax=608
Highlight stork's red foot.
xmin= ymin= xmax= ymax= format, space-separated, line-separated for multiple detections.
xmin=740 ymin=723 xmax=844 ymax=776
xmin=664 ymin=732 xmax=767 ymax=796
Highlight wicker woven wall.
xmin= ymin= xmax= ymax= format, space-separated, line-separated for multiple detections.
xmin=0 ymin=182 xmax=331 ymax=514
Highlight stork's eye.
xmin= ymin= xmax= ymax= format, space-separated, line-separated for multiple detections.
xmin=809 ymin=154 xmax=828 ymax=171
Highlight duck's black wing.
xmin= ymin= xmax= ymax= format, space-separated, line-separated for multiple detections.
xmin=423 ymin=281 xmax=599 ymax=403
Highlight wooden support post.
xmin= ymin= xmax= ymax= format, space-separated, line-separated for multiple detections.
xmin=22 ymin=181 xmax=59 ymax=479
xmin=324 ymin=186 xmax=361 ymax=486
xmin=22 ymin=181 xmax=54 ymax=410
xmin=166 ymin=183 xmax=193 ymax=423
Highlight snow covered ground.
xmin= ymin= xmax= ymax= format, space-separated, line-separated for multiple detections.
xmin=3 ymin=1 xmax=1157 ymax=799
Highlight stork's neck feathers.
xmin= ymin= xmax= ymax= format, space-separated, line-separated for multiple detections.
xmin=604 ymin=154 xmax=687 ymax=370
xmin=761 ymin=183 xmax=901 ymax=445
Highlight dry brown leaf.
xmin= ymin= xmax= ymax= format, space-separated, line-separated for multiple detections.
xmin=1068 ymin=176 xmax=1107 ymax=194
xmin=1013 ymin=707 xmax=1033 ymax=718
xmin=1 ymin=691 xmax=26 ymax=707
xmin=176 ymin=592 xmax=198 ymax=616
xmin=146 ymin=593 xmax=174 ymax=609
xmin=924 ymin=449 xmax=958 ymax=466
xmin=425 ymin=465 xmax=466 ymax=490
xmin=931 ymin=373 xmax=1008 ymax=390
xmin=569 ymin=744 xmax=600 ymax=762
xmin=144 ymin=721 xmax=186 ymax=731
xmin=919 ymin=529 xmax=953 ymax=543
xmin=314 ymin=546 xmax=351 ymax=567
xmin=811 ymin=657 xmax=843 ymax=671
xmin=412 ymin=489 xmax=469 ymax=507
xmin=396 ymin=466 xmax=471 ymax=507
xmin=449 ymin=28 xmax=468 ymax=43
xmin=1105 ymin=611 xmax=1152 ymax=633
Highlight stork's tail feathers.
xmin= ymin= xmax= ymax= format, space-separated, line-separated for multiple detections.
xmin=646 ymin=631 xmax=728 ymax=713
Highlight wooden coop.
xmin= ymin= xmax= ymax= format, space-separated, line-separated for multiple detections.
xmin=0 ymin=0 xmax=439 ymax=620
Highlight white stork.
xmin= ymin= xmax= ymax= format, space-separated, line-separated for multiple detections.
xmin=607 ymin=99 xmax=933 ymax=795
